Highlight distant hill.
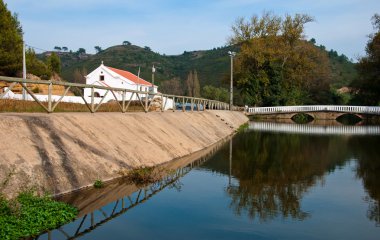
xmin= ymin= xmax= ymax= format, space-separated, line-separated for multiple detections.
xmin=325 ymin=49 xmax=357 ymax=89
xmin=57 ymin=43 xmax=356 ymax=90
xmin=57 ymin=44 xmax=238 ymax=89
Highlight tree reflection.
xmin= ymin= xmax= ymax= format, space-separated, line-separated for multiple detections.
xmin=351 ymin=136 xmax=380 ymax=226
xmin=203 ymin=131 xmax=350 ymax=222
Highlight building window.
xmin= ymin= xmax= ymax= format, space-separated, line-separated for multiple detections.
xmin=100 ymin=75 xmax=105 ymax=81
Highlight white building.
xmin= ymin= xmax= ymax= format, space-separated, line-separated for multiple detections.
xmin=84 ymin=62 xmax=157 ymax=101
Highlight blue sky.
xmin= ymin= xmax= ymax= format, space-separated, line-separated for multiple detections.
xmin=4 ymin=0 xmax=380 ymax=59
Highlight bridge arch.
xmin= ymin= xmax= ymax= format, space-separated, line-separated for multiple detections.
xmin=246 ymin=105 xmax=380 ymax=120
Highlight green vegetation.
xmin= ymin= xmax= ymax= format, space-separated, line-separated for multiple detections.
xmin=0 ymin=0 xmax=23 ymax=77
xmin=202 ymin=85 xmax=229 ymax=102
xmin=185 ymin=70 xmax=201 ymax=97
xmin=1 ymin=1 xmax=360 ymax=106
xmin=58 ymin=44 xmax=238 ymax=96
xmin=291 ymin=113 xmax=314 ymax=124
xmin=351 ymin=14 xmax=380 ymax=105
xmin=26 ymin=48 xmax=52 ymax=79
xmin=0 ymin=169 xmax=78 ymax=239
xmin=237 ymin=123 xmax=249 ymax=133
xmin=93 ymin=179 xmax=104 ymax=188
xmin=0 ymin=191 xmax=77 ymax=240
xmin=229 ymin=12 xmax=337 ymax=106
xmin=47 ymin=52 xmax=61 ymax=74
xmin=58 ymin=34 xmax=355 ymax=106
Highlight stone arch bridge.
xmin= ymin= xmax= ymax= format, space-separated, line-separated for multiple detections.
xmin=245 ymin=105 xmax=380 ymax=120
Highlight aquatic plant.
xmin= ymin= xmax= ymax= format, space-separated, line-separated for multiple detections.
xmin=0 ymin=191 xmax=78 ymax=240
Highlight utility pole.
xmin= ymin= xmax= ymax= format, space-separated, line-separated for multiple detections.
xmin=228 ymin=51 xmax=236 ymax=111
xmin=137 ymin=66 xmax=140 ymax=91
xmin=22 ymin=42 xmax=27 ymax=100
xmin=151 ymin=65 xmax=155 ymax=93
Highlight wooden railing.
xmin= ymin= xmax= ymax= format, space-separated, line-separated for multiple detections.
xmin=0 ymin=76 xmax=233 ymax=113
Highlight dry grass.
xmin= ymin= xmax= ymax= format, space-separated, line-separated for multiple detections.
xmin=122 ymin=166 xmax=161 ymax=186
xmin=0 ymin=99 xmax=146 ymax=113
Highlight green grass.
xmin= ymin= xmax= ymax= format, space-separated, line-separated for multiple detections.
xmin=0 ymin=191 xmax=78 ymax=240
xmin=236 ymin=122 xmax=249 ymax=133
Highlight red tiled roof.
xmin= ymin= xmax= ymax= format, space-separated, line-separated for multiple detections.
xmin=106 ymin=66 xmax=152 ymax=86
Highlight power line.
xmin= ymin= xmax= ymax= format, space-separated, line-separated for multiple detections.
xmin=25 ymin=44 xmax=50 ymax=53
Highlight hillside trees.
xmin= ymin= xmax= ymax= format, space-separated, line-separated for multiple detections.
xmin=202 ymin=85 xmax=229 ymax=102
xmin=186 ymin=70 xmax=201 ymax=97
xmin=0 ymin=0 xmax=23 ymax=76
xmin=230 ymin=12 xmax=333 ymax=106
xmin=26 ymin=48 xmax=51 ymax=79
xmin=47 ymin=52 xmax=61 ymax=74
xmin=159 ymin=78 xmax=184 ymax=95
xmin=351 ymin=14 xmax=380 ymax=105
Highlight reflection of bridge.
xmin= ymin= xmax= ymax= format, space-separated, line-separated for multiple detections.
xmin=35 ymin=144 xmax=219 ymax=240
xmin=249 ymin=122 xmax=380 ymax=135
xmin=246 ymin=105 xmax=380 ymax=120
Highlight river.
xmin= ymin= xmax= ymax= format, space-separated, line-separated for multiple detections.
xmin=37 ymin=120 xmax=380 ymax=240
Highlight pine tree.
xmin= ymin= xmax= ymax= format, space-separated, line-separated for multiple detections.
xmin=0 ymin=0 xmax=23 ymax=76
xmin=47 ymin=52 xmax=61 ymax=74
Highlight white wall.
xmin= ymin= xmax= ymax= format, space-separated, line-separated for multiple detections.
xmin=2 ymin=88 xmax=174 ymax=110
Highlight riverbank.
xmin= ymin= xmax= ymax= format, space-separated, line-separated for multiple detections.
xmin=0 ymin=111 xmax=248 ymax=197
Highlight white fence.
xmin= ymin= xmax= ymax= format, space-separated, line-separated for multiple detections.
xmin=246 ymin=105 xmax=380 ymax=115
xmin=248 ymin=122 xmax=380 ymax=136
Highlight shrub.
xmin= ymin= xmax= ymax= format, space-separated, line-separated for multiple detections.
xmin=125 ymin=167 xmax=159 ymax=186
xmin=93 ymin=179 xmax=104 ymax=188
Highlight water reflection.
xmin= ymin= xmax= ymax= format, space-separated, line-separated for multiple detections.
xmin=203 ymin=122 xmax=380 ymax=224
xmin=350 ymin=136 xmax=380 ymax=226
xmin=36 ymin=140 xmax=224 ymax=240
xmin=35 ymin=122 xmax=380 ymax=239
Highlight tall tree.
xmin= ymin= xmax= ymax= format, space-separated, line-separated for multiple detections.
xmin=186 ymin=70 xmax=194 ymax=96
xmin=62 ymin=46 xmax=68 ymax=52
xmin=0 ymin=0 xmax=23 ymax=76
xmin=230 ymin=12 xmax=331 ymax=106
xmin=185 ymin=70 xmax=201 ymax=97
xmin=193 ymin=70 xmax=201 ymax=97
xmin=47 ymin=52 xmax=61 ymax=74
xmin=351 ymin=14 xmax=380 ymax=105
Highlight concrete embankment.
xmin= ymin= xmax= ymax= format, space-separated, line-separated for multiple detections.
xmin=0 ymin=110 xmax=248 ymax=197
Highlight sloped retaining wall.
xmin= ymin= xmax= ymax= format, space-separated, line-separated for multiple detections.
xmin=0 ymin=111 xmax=248 ymax=197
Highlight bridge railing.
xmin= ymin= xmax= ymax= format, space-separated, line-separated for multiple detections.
xmin=0 ymin=76 xmax=233 ymax=113
xmin=249 ymin=122 xmax=380 ymax=135
xmin=246 ymin=105 xmax=380 ymax=115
